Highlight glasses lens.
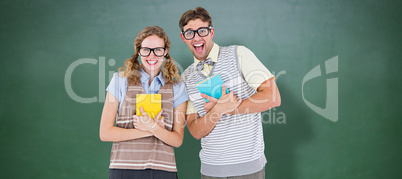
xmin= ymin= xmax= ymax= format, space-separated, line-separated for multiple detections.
xmin=198 ymin=28 xmax=209 ymax=37
xmin=154 ymin=48 xmax=165 ymax=56
xmin=184 ymin=31 xmax=194 ymax=39
xmin=140 ymin=48 xmax=150 ymax=56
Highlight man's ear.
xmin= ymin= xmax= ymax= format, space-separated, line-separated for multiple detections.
xmin=210 ymin=27 xmax=214 ymax=39
xmin=180 ymin=33 xmax=186 ymax=43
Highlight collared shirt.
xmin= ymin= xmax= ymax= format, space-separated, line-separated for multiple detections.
xmin=139 ymin=68 xmax=166 ymax=94
xmin=106 ymin=68 xmax=188 ymax=112
xmin=187 ymin=43 xmax=274 ymax=114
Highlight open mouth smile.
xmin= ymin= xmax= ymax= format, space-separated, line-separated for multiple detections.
xmin=146 ymin=60 xmax=158 ymax=66
xmin=193 ymin=43 xmax=204 ymax=53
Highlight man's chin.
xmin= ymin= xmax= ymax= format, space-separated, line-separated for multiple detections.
xmin=193 ymin=53 xmax=206 ymax=61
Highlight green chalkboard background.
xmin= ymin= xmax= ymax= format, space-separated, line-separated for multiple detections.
xmin=0 ymin=0 xmax=401 ymax=178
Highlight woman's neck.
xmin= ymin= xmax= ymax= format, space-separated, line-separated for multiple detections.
xmin=142 ymin=65 xmax=160 ymax=86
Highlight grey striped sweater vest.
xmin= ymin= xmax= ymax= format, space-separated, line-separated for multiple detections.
xmin=109 ymin=81 xmax=176 ymax=172
xmin=182 ymin=46 xmax=265 ymax=167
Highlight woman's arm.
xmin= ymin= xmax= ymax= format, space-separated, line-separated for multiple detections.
xmin=99 ymin=92 xmax=153 ymax=142
xmin=133 ymin=102 xmax=187 ymax=148
xmin=151 ymin=102 xmax=186 ymax=147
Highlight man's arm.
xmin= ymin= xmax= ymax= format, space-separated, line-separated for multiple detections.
xmin=186 ymin=111 xmax=219 ymax=140
xmin=202 ymin=77 xmax=281 ymax=114
xmin=228 ymin=77 xmax=280 ymax=114
xmin=186 ymin=85 xmax=242 ymax=140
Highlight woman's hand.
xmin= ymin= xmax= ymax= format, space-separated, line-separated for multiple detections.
xmin=133 ymin=107 xmax=157 ymax=132
xmin=154 ymin=110 xmax=165 ymax=129
xmin=133 ymin=107 xmax=165 ymax=132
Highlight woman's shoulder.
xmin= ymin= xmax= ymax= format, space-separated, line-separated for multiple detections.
xmin=108 ymin=72 xmax=128 ymax=89
xmin=173 ymin=80 xmax=185 ymax=86
xmin=172 ymin=80 xmax=187 ymax=96
xmin=172 ymin=80 xmax=187 ymax=90
xmin=112 ymin=72 xmax=128 ymax=81
xmin=171 ymin=80 xmax=188 ymax=105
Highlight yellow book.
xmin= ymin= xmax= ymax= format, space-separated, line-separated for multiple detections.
xmin=136 ymin=94 xmax=161 ymax=119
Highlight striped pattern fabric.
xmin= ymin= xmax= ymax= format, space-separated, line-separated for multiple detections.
xmin=182 ymin=45 xmax=265 ymax=166
xmin=109 ymin=82 xmax=176 ymax=172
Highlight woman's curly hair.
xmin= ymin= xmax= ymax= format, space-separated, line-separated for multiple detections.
xmin=118 ymin=26 xmax=180 ymax=85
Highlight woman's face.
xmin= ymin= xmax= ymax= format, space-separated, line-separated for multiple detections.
xmin=139 ymin=35 xmax=167 ymax=74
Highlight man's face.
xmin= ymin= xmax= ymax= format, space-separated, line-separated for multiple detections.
xmin=181 ymin=19 xmax=214 ymax=61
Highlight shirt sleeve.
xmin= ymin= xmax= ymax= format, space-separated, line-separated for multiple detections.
xmin=173 ymin=81 xmax=189 ymax=109
xmin=237 ymin=46 xmax=275 ymax=90
xmin=106 ymin=72 xmax=127 ymax=112
xmin=186 ymin=99 xmax=197 ymax=115
xmin=106 ymin=72 xmax=121 ymax=102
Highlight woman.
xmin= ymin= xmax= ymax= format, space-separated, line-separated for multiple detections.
xmin=100 ymin=26 xmax=188 ymax=179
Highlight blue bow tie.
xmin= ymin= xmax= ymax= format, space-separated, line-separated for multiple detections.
xmin=196 ymin=58 xmax=214 ymax=71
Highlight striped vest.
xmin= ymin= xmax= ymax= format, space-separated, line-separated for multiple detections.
xmin=109 ymin=81 xmax=176 ymax=172
xmin=182 ymin=46 xmax=265 ymax=166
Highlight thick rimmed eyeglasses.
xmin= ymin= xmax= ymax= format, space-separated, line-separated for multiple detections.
xmin=139 ymin=47 xmax=166 ymax=57
xmin=182 ymin=26 xmax=212 ymax=40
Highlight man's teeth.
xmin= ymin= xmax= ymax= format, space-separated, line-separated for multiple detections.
xmin=194 ymin=44 xmax=203 ymax=47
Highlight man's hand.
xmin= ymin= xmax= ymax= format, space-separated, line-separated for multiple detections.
xmin=201 ymin=93 xmax=218 ymax=113
xmin=212 ymin=84 xmax=242 ymax=114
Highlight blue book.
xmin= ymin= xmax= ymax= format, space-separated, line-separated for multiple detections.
xmin=196 ymin=74 xmax=229 ymax=103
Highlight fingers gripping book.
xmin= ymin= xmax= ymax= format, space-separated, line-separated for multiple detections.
xmin=196 ymin=74 xmax=229 ymax=103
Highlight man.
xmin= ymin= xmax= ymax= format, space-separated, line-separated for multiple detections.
xmin=179 ymin=7 xmax=281 ymax=179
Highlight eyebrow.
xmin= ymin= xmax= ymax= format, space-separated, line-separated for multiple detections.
xmin=140 ymin=46 xmax=165 ymax=48
xmin=184 ymin=27 xmax=205 ymax=32
xmin=183 ymin=28 xmax=194 ymax=32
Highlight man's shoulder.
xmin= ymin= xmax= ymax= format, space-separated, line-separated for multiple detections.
xmin=219 ymin=45 xmax=252 ymax=56
xmin=236 ymin=45 xmax=253 ymax=54
xmin=182 ymin=63 xmax=195 ymax=76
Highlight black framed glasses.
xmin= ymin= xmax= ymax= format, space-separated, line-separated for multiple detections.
xmin=139 ymin=47 xmax=166 ymax=57
xmin=182 ymin=26 xmax=212 ymax=40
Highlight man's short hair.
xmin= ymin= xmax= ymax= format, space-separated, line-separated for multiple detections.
xmin=179 ymin=7 xmax=213 ymax=32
